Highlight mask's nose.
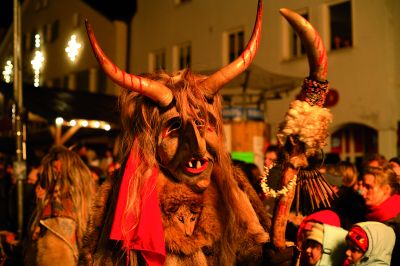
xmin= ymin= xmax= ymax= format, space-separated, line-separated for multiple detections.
xmin=184 ymin=120 xmax=206 ymax=157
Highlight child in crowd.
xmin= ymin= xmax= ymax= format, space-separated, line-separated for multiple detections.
xmin=344 ymin=221 xmax=395 ymax=266
xmin=301 ymin=222 xmax=348 ymax=266
xmin=297 ymin=210 xmax=341 ymax=248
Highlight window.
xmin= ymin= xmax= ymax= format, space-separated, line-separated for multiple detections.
xmin=329 ymin=1 xmax=352 ymax=50
xmin=290 ymin=12 xmax=309 ymax=57
xmin=51 ymin=20 xmax=60 ymax=42
xmin=43 ymin=24 xmax=51 ymax=43
xmin=43 ymin=21 xmax=59 ymax=43
xmin=175 ymin=0 xmax=191 ymax=5
xmin=53 ymin=77 xmax=61 ymax=88
xmin=228 ymin=30 xmax=244 ymax=63
xmin=36 ymin=0 xmax=49 ymax=11
xmin=149 ymin=49 xmax=166 ymax=72
xmin=179 ymin=44 xmax=191 ymax=69
xmin=45 ymin=79 xmax=54 ymax=87
xmin=173 ymin=42 xmax=191 ymax=70
xmin=64 ymin=75 xmax=71 ymax=89
xmin=29 ymin=31 xmax=37 ymax=52
xmin=23 ymin=32 xmax=31 ymax=52
xmin=97 ymin=70 xmax=107 ymax=93
xmin=76 ymin=69 xmax=89 ymax=91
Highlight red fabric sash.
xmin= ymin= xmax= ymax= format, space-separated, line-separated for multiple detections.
xmin=366 ymin=194 xmax=400 ymax=222
xmin=110 ymin=148 xmax=166 ymax=266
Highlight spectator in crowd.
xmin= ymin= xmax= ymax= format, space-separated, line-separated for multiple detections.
xmin=0 ymin=159 xmax=13 ymax=231
xmin=319 ymin=153 xmax=341 ymax=174
xmin=243 ymin=162 xmax=262 ymax=196
xmin=319 ymin=153 xmax=341 ymax=193
xmin=389 ymin=157 xmax=400 ymax=180
xmin=88 ymin=165 xmax=104 ymax=188
xmin=76 ymin=143 xmax=89 ymax=165
xmin=25 ymin=146 xmax=95 ymax=266
xmin=343 ymin=221 xmax=395 ymax=266
xmin=361 ymin=166 xmax=400 ymax=266
xmin=100 ymin=148 xmax=114 ymax=175
xmin=300 ymin=222 xmax=347 ymax=266
xmin=332 ymin=161 xmax=367 ymax=230
xmin=261 ymin=145 xmax=283 ymax=213
xmin=264 ymin=145 xmax=279 ymax=167
xmin=25 ymin=160 xmax=42 ymax=230
xmin=297 ymin=209 xmax=341 ymax=249
xmin=362 ymin=153 xmax=387 ymax=169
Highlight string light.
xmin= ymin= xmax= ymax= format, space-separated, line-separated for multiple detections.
xmin=55 ymin=117 xmax=64 ymax=126
xmin=35 ymin=34 xmax=41 ymax=48
xmin=54 ymin=118 xmax=112 ymax=131
xmin=65 ymin=34 xmax=82 ymax=62
xmin=31 ymin=33 xmax=44 ymax=87
xmin=2 ymin=60 xmax=13 ymax=83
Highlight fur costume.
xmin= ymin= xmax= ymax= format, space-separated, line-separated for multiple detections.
xmin=25 ymin=146 xmax=95 ymax=266
xmin=79 ymin=2 xmax=332 ymax=266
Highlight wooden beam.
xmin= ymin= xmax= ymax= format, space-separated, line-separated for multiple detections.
xmin=60 ymin=125 xmax=81 ymax=145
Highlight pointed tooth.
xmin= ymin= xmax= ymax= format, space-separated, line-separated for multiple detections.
xmin=196 ymin=160 xmax=201 ymax=169
xmin=188 ymin=161 xmax=193 ymax=168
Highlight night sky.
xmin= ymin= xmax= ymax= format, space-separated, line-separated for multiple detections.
xmin=0 ymin=0 xmax=13 ymax=32
xmin=0 ymin=0 xmax=136 ymax=40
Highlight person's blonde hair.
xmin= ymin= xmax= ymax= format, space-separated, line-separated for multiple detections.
xmin=364 ymin=165 xmax=399 ymax=195
xmin=338 ymin=161 xmax=358 ymax=187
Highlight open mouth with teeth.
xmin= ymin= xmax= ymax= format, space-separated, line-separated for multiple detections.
xmin=183 ymin=158 xmax=209 ymax=174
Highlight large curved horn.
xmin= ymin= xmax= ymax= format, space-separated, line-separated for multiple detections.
xmin=85 ymin=20 xmax=173 ymax=107
xmin=202 ymin=0 xmax=263 ymax=95
xmin=280 ymin=8 xmax=328 ymax=81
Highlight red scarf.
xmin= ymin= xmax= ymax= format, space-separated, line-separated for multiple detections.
xmin=110 ymin=148 xmax=166 ymax=266
xmin=366 ymin=194 xmax=400 ymax=222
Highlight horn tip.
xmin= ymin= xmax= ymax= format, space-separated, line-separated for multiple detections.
xmin=84 ymin=19 xmax=93 ymax=33
xmin=279 ymin=8 xmax=290 ymax=16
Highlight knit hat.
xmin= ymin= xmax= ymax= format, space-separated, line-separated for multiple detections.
xmin=305 ymin=222 xmax=324 ymax=245
xmin=297 ymin=210 xmax=340 ymax=242
xmin=346 ymin=226 xmax=368 ymax=253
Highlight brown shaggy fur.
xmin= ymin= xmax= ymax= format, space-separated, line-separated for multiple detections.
xmin=78 ymin=70 xmax=271 ymax=265
xmin=79 ymin=178 xmax=113 ymax=265
xmin=158 ymin=172 xmax=222 ymax=261
xmin=233 ymin=166 xmax=272 ymax=232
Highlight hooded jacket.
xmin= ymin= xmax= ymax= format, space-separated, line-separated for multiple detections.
xmin=351 ymin=221 xmax=395 ymax=266
xmin=318 ymin=224 xmax=348 ymax=266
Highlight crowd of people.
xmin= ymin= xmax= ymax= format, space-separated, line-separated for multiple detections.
xmin=1 ymin=140 xmax=399 ymax=266
xmin=241 ymin=147 xmax=400 ymax=266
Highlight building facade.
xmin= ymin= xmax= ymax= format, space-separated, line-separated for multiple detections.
xmin=0 ymin=0 xmax=128 ymax=95
xmin=1 ymin=0 xmax=399 ymax=164
xmin=129 ymin=0 xmax=400 ymax=164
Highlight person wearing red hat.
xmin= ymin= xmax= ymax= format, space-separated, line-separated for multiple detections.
xmin=297 ymin=210 xmax=341 ymax=248
xmin=344 ymin=221 xmax=395 ymax=265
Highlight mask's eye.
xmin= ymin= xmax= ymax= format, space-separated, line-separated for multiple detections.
xmin=206 ymin=112 xmax=217 ymax=132
xmin=194 ymin=119 xmax=205 ymax=127
xmin=162 ymin=117 xmax=182 ymax=137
